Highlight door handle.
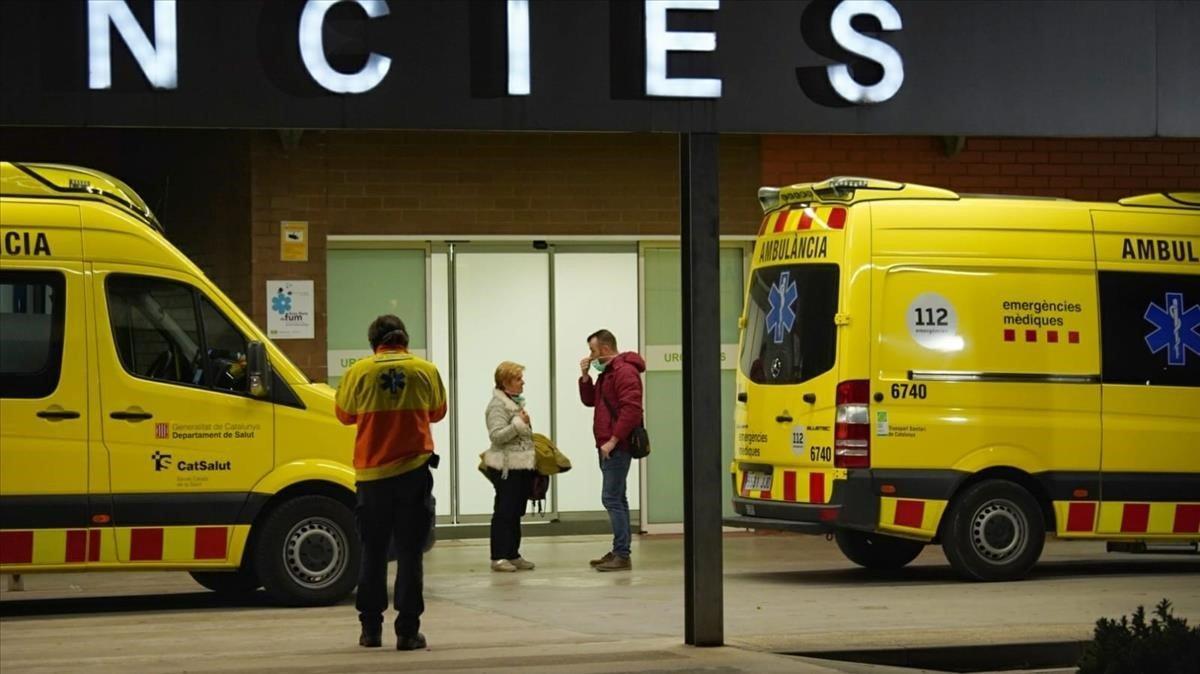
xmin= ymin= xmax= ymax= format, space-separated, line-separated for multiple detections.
xmin=803 ymin=393 xmax=817 ymax=404
xmin=37 ymin=407 xmax=81 ymax=421
xmin=737 ymin=392 xmax=748 ymax=403
xmin=110 ymin=409 xmax=153 ymax=422
xmin=776 ymin=414 xmax=793 ymax=424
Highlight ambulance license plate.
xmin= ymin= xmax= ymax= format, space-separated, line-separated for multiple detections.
xmin=744 ymin=471 xmax=773 ymax=492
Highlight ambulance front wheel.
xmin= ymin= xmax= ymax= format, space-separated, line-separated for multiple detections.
xmin=834 ymin=529 xmax=925 ymax=570
xmin=942 ymin=480 xmax=1045 ymax=582
xmin=255 ymin=495 xmax=361 ymax=606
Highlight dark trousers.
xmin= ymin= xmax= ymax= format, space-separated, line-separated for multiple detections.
xmin=355 ymin=464 xmax=433 ymax=637
xmin=487 ymin=468 xmax=533 ymax=561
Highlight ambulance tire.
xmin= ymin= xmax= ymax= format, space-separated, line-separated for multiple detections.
xmin=189 ymin=567 xmax=261 ymax=596
xmin=255 ymin=495 xmax=361 ymax=606
xmin=834 ymin=530 xmax=925 ymax=570
xmin=942 ymin=480 xmax=1045 ymax=582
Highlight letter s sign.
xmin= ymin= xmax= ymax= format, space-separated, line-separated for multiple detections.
xmin=826 ymin=0 xmax=904 ymax=104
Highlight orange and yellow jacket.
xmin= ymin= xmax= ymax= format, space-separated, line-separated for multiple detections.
xmin=335 ymin=348 xmax=448 ymax=482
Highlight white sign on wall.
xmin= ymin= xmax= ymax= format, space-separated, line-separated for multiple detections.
xmin=266 ymin=280 xmax=314 ymax=340
xmin=645 ymin=344 xmax=739 ymax=372
xmin=327 ymin=348 xmax=428 ymax=379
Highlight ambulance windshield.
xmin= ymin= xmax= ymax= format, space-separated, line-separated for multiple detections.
xmin=739 ymin=264 xmax=839 ymax=385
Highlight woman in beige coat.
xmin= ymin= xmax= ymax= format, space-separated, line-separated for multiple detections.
xmin=482 ymin=361 xmax=537 ymax=572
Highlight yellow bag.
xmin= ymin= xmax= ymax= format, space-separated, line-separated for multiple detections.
xmin=478 ymin=434 xmax=570 ymax=477
xmin=533 ymin=433 xmax=572 ymax=475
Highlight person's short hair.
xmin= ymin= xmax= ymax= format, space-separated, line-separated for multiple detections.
xmin=368 ymin=315 xmax=409 ymax=350
xmin=587 ymin=329 xmax=618 ymax=351
xmin=494 ymin=361 xmax=525 ymax=389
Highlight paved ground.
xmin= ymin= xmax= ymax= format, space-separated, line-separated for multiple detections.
xmin=2 ymin=532 xmax=1197 ymax=673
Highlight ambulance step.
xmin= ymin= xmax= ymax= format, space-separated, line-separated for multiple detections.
xmin=1107 ymin=541 xmax=1199 ymax=555
xmin=723 ymin=515 xmax=829 ymax=535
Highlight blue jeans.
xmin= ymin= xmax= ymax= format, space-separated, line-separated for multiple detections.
xmin=599 ymin=450 xmax=632 ymax=558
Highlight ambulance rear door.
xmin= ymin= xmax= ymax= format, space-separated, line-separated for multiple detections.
xmin=734 ymin=205 xmax=849 ymax=506
xmin=1092 ymin=208 xmax=1200 ymax=537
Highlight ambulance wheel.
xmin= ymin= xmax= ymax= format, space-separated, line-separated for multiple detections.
xmin=190 ymin=567 xmax=260 ymax=595
xmin=942 ymin=480 xmax=1045 ymax=582
xmin=255 ymin=495 xmax=360 ymax=606
xmin=835 ymin=529 xmax=925 ymax=570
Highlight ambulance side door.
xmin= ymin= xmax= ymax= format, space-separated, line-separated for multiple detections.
xmin=1093 ymin=210 xmax=1200 ymax=537
xmin=91 ymin=264 xmax=274 ymax=563
xmin=0 ymin=206 xmax=92 ymax=567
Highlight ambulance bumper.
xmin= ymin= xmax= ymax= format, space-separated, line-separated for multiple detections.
xmin=724 ymin=471 xmax=879 ymax=534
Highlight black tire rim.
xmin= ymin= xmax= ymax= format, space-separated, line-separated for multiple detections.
xmin=969 ymin=498 xmax=1028 ymax=565
xmin=282 ymin=516 xmax=347 ymax=590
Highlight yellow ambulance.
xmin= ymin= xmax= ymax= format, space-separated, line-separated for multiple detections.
xmin=1 ymin=162 xmax=359 ymax=605
xmin=726 ymin=177 xmax=1199 ymax=581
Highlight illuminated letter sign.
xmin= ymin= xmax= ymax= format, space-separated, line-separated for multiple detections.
xmin=644 ymin=0 xmax=722 ymax=98
xmin=826 ymin=0 xmax=903 ymax=104
xmin=298 ymin=0 xmax=392 ymax=94
xmin=88 ymin=0 xmax=178 ymax=89
xmin=507 ymin=0 xmax=531 ymax=95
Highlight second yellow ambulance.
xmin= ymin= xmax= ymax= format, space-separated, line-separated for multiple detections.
xmin=726 ymin=177 xmax=1199 ymax=581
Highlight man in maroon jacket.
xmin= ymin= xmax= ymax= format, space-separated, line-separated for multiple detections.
xmin=578 ymin=329 xmax=646 ymax=572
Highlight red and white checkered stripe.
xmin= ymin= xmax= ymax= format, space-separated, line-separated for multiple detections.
xmin=0 ymin=526 xmax=229 ymax=565
xmin=1003 ymin=329 xmax=1081 ymax=344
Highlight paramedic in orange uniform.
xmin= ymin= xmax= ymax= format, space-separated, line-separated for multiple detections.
xmin=335 ymin=315 xmax=447 ymax=651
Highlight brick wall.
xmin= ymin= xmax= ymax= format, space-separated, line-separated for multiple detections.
xmin=250 ymin=130 xmax=762 ymax=380
xmin=761 ymin=136 xmax=1198 ymax=201
xmin=0 ymin=128 xmax=253 ymax=309
xmin=11 ymin=127 xmax=1193 ymax=385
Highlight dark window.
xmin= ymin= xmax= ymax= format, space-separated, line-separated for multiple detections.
xmin=106 ymin=276 xmax=248 ymax=393
xmin=199 ymin=299 xmax=248 ymax=392
xmin=0 ymin=271 xmax=66 ymax=399
xmin=1099 ymin=271 xmax=1200 ymax=387
xmin=739 ymin=264 xmax=839 ymax=385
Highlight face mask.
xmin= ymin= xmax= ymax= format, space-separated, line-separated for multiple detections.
xmin=591 ymin=358 xmax=609 ymax=373
xmin=510 ymin=394 xmax=525 ymax=406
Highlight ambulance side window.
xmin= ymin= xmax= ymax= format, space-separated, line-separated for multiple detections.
xmin=0 ymin=271 xmax=65 ymax=399
xmin=108 ymin=276 xmax=203 ymax=386
xmin=106 ymin=275 xmax=249 ymax=393
xmin=199 ymin=298 xmax=248 ymax=392
xmin=1099 ymin=271 xmax=1200 ymax=387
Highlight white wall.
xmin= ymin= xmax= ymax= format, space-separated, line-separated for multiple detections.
xmin=552 ymin=248 xmax=641 ymax=513
xmin=452 ymin=250 xmax=552 ymax=516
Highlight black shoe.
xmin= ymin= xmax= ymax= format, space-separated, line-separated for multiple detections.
xmin=397 ymin=632 xmax=427 ymax=651
xmin=359 ymin=629 xmax=382 ymax=648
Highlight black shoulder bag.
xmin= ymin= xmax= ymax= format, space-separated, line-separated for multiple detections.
xmin=601 ymin=389 xmax=651 ymax=459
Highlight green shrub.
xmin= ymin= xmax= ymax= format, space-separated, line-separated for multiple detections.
xmin=1077 ymin=599 xmax=1200 ymax=674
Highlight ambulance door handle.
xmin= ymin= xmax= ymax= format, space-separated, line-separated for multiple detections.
xmin=110 ymin=409 xmax=153 ymax=422
xmin=803 ymin=393 xmax=817 ymax=404
xmin=37 ymin=407 xmax=81 ymax=421
xmin=776 ymin=414 xmax=793 ymax=424
xmin=737 ymin=392 xmax=748 ymax=403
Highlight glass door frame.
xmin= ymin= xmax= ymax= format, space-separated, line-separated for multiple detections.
xmin=637 ymin=238 xmax=755 ymax=535
xmin=326 ymin=234 xmax=753 ymax=531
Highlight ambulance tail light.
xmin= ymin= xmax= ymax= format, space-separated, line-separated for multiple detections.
xmin=834 ymin=379 xmax=871 ymax=469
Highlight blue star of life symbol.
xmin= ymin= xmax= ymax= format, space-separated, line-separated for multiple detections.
xmin=379 ymin=368 xmax=406 ymax=395
xmin=1144 ymin=291 xmax=1200 ymax=367
xmin=271 ymin=289 xmax=292 ymax=315
xmin=765 ymin=271 xmax=798 ymax=345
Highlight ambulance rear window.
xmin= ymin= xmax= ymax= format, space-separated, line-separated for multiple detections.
xmin=740 ymin=264 xmax=839 ymax=385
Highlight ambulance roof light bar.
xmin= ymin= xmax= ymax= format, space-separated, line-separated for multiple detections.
xmin=758 ymin=176 xmax=959 ymax=213
xmin=1118 ymin=192 xmax=1200 ymax=209
xmin=4 ymin=161 xmax=164 ymax=232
